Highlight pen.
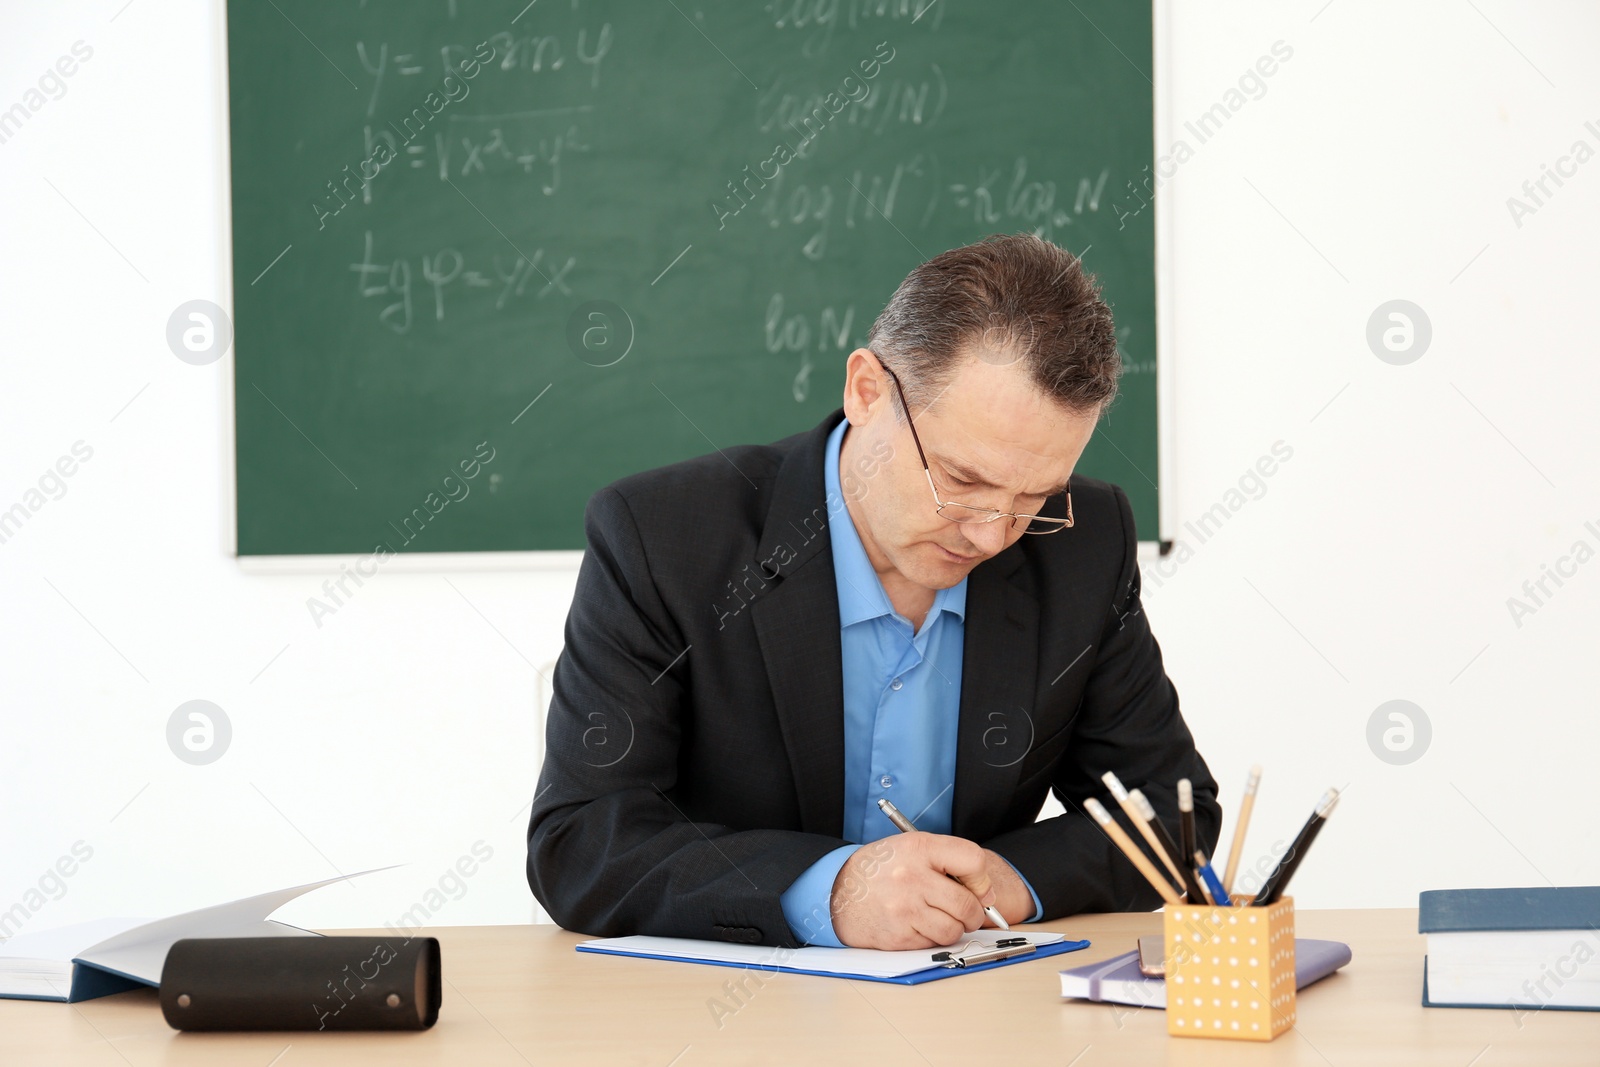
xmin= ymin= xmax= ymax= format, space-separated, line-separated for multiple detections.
xmin=1254 ymin=787 xmax=1340 ymax=906
xmin=1083 ymin=798 xmax=1182 ymax=905
xmin=1175 ymin=779 xmax=1209 ymax=905
xmin=1190 ymin=848 xmax=1215 ymax=905
xmin=934 ymin=940 xmax=1030 ymax=966
xmin=1194 ymin=849 xmax=1233 ymax=907
xmin=1103 ymin=773 xmax=1185 ymax=894
xmin=943 ymin=942 xmax=1036 ymax=968
xmin=876 ymin=798 xmax=1010 ymax=930
xmin=1222 ymin=765 xmax=1262 ymax=897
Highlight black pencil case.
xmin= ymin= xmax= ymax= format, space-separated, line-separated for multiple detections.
xmin=159 ymin=935 xmax=441 ymax=1031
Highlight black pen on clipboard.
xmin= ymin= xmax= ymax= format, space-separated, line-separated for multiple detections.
xmin=876 ymin=797 xmax=1010 ymax=930
xmin=932 ymin=939 xmax=1037 ymax=968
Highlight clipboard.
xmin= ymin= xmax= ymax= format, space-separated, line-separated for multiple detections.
xmin=577 ymin=929 xmax=1091 ymax=985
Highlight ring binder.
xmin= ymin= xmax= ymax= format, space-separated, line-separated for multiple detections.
xmin=159 ymin=936 xmax=441 ymax=1032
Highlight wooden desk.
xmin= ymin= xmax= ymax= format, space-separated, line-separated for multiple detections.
xmin=3 ymin=909 xmax=1590 ymax=1065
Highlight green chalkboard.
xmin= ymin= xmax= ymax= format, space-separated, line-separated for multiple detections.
xmin=228 ymin=1 xmax=1157 ymax=554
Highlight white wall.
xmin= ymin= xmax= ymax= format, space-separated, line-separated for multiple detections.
xmin=1 ymin=1 xmax=1595 ymax=938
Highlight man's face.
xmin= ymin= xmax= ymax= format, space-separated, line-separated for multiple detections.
xmin=841 ymin=346 xmax=1099 ymax=592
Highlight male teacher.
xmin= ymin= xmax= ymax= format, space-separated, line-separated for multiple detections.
xmin=528 ymin=234 xmax=1220 ymax=950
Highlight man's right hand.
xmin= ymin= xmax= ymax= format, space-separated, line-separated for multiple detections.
xmin=829 ymin=832 xmax=997 ymax=950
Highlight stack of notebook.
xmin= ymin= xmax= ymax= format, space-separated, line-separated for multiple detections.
xmin=1060 ymin=939 xmax=1351 ymax=1007
xmin=1420 ymin=886 xmax=1600 ymax=1012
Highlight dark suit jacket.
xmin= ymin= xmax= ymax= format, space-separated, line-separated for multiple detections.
xmin=527 ymin=409 xmax=1220 ymax=947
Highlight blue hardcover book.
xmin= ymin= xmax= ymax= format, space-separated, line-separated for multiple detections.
xmin=1419 ymin=886 xmax=1600 ymax=1012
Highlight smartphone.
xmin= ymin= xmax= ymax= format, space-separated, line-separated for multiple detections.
xmin=1136 ymin=935 xmax=1166 ymax=977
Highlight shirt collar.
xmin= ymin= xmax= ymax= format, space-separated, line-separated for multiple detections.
xmin=824 ymin=417 xmax=967 ymax=629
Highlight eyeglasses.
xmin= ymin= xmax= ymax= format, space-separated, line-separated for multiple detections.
xmin=881 ymin=365 xmax=1074 ymax=535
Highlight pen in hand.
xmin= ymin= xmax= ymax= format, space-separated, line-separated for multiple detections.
xmin=876 ymin=798 xmax=1010 ymax=931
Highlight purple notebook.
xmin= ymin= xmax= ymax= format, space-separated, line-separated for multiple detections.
xmin=1059 ymin=939 xmax=1352 ymax=1008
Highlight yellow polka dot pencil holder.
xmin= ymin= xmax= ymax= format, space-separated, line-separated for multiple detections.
xmin=1163 ymin=896 xmax=1295 ymax=1041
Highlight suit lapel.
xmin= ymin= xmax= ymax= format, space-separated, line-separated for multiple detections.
xmin=952 ymin=548 xmax=1039 ymax=841
xmin=750 ymin=412 xmax=847 ymax=838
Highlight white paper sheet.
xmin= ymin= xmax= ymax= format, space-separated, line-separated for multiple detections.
xmin=580 ymin=928 xmax=1066 ymax=979
xmin=0 ymin=866 xmax=398 ymax=992
xmin=0 ymin=917 xmax=148 ymax=967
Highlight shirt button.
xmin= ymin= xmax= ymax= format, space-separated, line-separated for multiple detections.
xmin=890 ymin=678 xmax=903 ymax=691
xmin=880 ymin=775 xmax=894 ymax=789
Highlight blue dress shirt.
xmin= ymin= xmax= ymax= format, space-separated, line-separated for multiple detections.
xmin=778 ymin=418 xmax=1042 ymax=947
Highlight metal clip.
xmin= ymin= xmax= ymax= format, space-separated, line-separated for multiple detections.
xmin=944 ymin=940 xmax=1037 ymax=969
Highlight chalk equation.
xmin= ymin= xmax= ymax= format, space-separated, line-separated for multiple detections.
xmin=944 ymin=159 xmax=1109 ymax=238
xmin=366 ymin=110 xmax=592 ymax=194
xmin=349 ymin=230 xmax=576 ymax=334
xmin=355 ymin=24 xmax=612 ymax=117
xmin=730 ymin=155 xmax=1109 ymax=259
xmin=764 ymin=293 xmax=861 ymax=401
xmin=764 ymin=0 xmax=946 ymax=57
xmin=756 ymin=61 xmax=947 ymax=136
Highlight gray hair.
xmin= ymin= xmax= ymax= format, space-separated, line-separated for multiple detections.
xmin=867 ymin=233 xmax=1122 ymax=418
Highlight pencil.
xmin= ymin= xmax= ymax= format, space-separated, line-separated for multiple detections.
xmin=1103 ymin=773 xmax=1184 ymax=893
xmin=1221 ymin=764 xmax=1262 ymax=896
xmin=1128 ymin=789 xmax=1191 ymax=894
xmin=1084 ymin=798 xmax=1182 ymax=906
xmin=876 ymin=798 xmax=1009 ymax=930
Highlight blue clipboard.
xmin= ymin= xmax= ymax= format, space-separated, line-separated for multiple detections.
xmin=578 ymin=936 xmax=1091 ymax=985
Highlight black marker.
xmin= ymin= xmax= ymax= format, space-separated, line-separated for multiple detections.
xmin=1176 ymin=779 xmax=1208 ymax=905
xmin=1254 ymin=788 xmax=1340 ymax=906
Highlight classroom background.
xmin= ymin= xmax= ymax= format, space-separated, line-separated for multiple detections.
xmin=1 ymin=0 xmax=1596 ymax=937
